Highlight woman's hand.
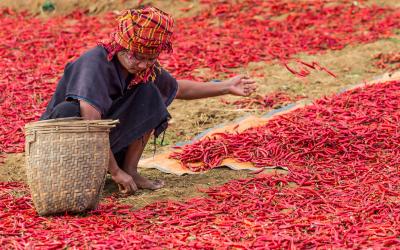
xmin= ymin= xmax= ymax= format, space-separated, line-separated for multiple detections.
xmin=224 ymin=75 xmax=257 ymax=96
xmin=111 ymin=168 xmax=138 ymax=194
xmin=175 ymin=75 xmax=257 ymax=100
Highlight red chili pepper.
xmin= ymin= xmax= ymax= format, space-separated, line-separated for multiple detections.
xmin=283 ymin=59 xmax=337 ymax=78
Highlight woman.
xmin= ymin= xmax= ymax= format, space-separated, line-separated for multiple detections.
xmin=41 ymin=6 xmax=257 ymax=194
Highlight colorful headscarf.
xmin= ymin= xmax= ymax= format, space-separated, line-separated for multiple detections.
xmin=100 ymin=6 xmax=174 ymax=87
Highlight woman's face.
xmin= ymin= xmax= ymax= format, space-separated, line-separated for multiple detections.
xmin=117 ymin=50 xmax=158 ymax=74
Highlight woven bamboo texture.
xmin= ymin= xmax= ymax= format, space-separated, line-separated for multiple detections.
xmin=25 ymin=118 xmax=118 ymax=216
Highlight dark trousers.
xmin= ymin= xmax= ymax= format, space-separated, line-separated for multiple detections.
xmin=47 ymin=100 xmax=81 ymax=119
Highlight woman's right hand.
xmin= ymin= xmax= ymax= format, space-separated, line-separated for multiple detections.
xmin=111 ymin=168 xmax=138 ymax=194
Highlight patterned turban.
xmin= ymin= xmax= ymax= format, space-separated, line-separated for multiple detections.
xmin=101 ymin=6 xmax=174 ymax=87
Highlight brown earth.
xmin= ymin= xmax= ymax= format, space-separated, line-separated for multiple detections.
xmin=1 ymin=0 xmax=400 ymax=209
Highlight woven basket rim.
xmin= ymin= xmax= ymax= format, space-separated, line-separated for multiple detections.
xmin=25 ymin=118 xmax=119 ymax=130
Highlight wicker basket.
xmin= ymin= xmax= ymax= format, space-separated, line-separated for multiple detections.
xmin=25 ymin=118 xmax=118 ymax=216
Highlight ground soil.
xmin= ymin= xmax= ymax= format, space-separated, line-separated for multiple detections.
xmin=1 ymin=0 xmax=399 ymax=209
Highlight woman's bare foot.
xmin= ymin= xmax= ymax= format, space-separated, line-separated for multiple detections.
xmin=132 ymin=173 xmax=165 ymax=190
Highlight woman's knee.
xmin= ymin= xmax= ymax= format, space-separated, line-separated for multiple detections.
xmin=48 ymin=100 xmax=81 ymax=119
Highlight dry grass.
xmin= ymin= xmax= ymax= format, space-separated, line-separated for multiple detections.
xmin=364 ymin=0 xmax=400 ymax=7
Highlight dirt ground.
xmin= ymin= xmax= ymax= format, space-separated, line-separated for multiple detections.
xmin=1 ymin=0 xmax=399 ymax=209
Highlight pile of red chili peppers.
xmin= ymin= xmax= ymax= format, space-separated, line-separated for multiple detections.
xmin=0 ymin=10 xmax=114 ymax=156
xmin=171 ymin=80 xmax=400 ymax=172
xmin=2 ymin=81 xmax=400 ymax=248
xmin=221 ymin=91 xmax=305 ymax=110
xmin=0 ymin=0 xmax=399 ymax=156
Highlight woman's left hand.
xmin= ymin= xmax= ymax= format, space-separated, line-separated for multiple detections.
xmin=224 ymin=75 xmax=257 ymax=96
